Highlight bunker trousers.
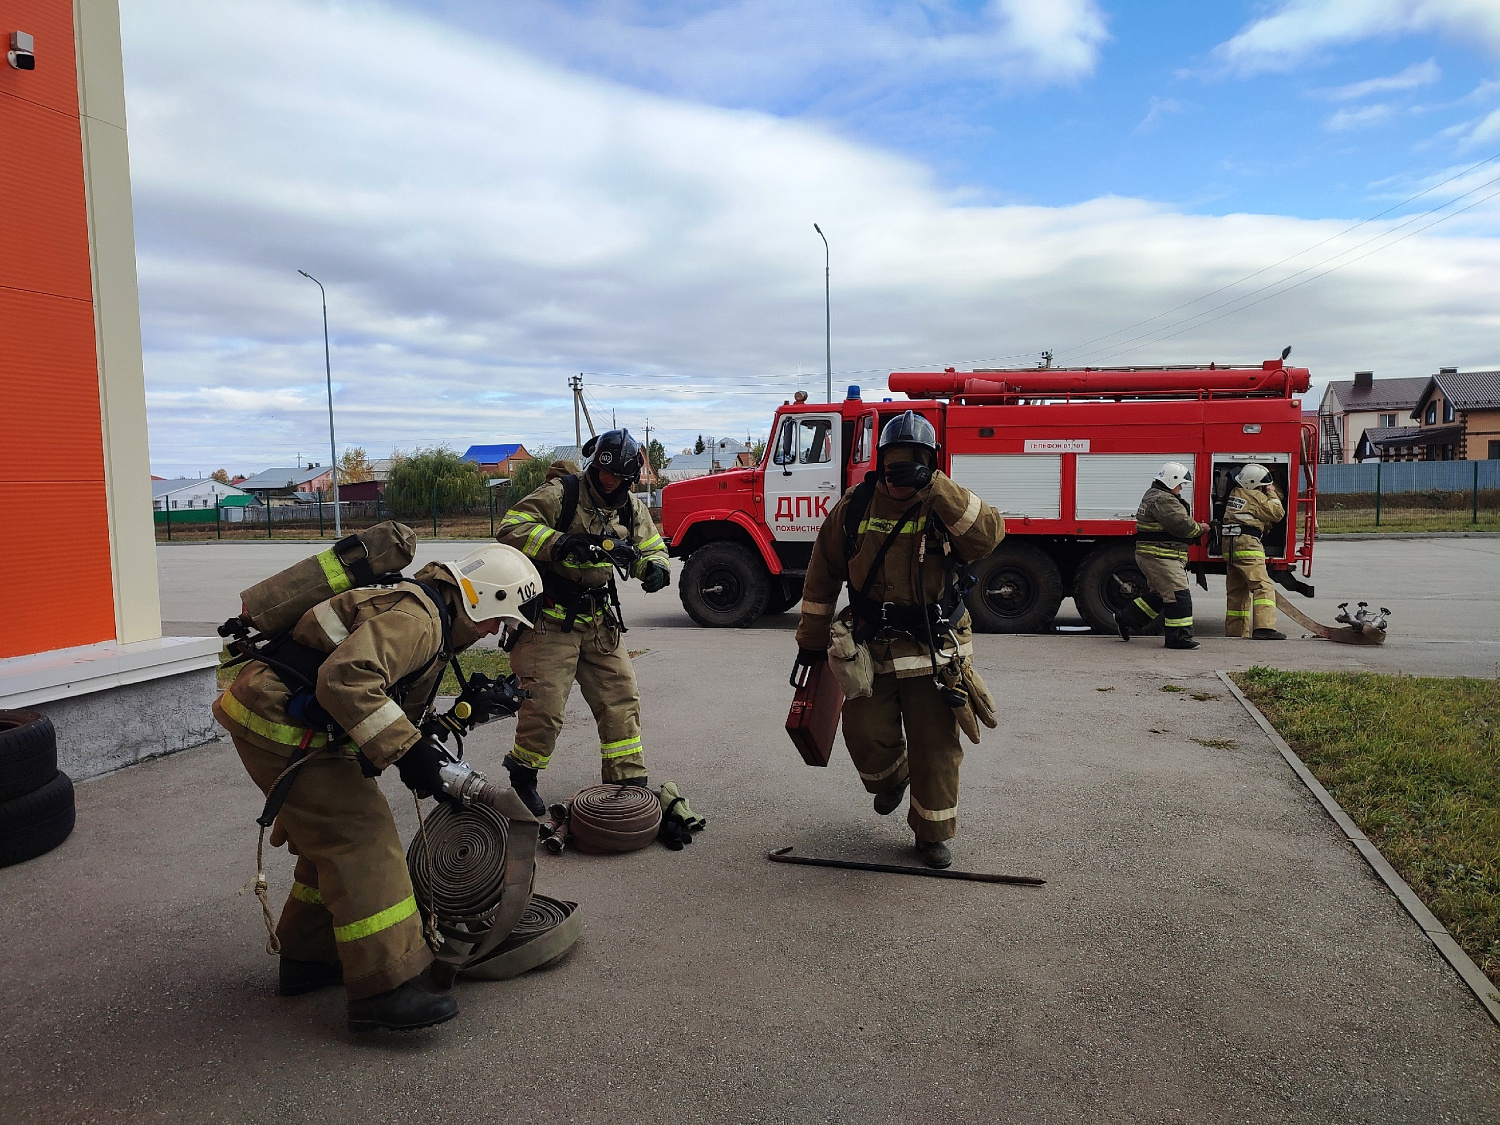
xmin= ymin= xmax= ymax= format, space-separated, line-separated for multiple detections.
xmin=507 ymin=614 xmax=647 ymax=782
xmin=1225 ymin=535 xmax=1277 ymax=636
xmin=841 ymin=672 xmax=962 ymax=843
xmin=1119 ymin=551 xmax=1195 ymax=645
xmin=233 ymin=736 xmax=430 ymax=1000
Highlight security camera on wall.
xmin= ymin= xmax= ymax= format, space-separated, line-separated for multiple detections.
xmin=8 ymin=31 xmax=35 ymax=70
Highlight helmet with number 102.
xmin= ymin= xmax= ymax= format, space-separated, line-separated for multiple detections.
xmin=441 ymin=544 xmax=543 ymax=627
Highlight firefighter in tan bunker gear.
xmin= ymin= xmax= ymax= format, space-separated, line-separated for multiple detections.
xmin=213 ymin=544 xmax=542 ymax=1032
xmin=1223 ymin=463 xmax=1287 ymax=640
xmin=794 ymin=411 xmax=1004 ymax=869
xmin=494 ymin=429 xmax=670 ymax=816
xmin=1114 ymin=461 xmax=1206 ymax=650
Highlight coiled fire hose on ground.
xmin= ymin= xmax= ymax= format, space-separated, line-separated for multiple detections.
xmin=406 ymin=765 xmax=581 ymax=989
xmin=566 ymin=784 xmax=663 ymax=854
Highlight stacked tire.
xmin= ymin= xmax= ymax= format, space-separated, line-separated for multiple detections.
xmin=0 ymin=710 xmax=75 ymax=867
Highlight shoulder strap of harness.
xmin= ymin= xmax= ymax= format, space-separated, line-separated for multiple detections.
xmin=842 ymin=472 xmax=878 ymax=561
xmin=559 ymin=473 xmax=580 ymax=534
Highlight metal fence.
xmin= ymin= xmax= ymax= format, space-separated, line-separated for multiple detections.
xmin=1318 ymin=460 xmax=1500 ymax=494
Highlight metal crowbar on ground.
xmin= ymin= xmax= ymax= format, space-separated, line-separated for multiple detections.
xmin=1274 ymin=591 xmax=1388 ymax=645
xmin=768 ymin=846 xmax=1045 ymax=886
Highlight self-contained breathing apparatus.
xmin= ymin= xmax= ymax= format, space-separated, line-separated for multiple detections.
xmin=542 ymin=470 xmax=643 ymax=634
xmin=830 ymin=411 xmax=977 ymax=712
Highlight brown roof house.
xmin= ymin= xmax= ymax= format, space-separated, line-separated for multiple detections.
xmin=1317 ymin=371 xmax=1428 ymax=463
xmin=1359 ymin=368 xmax=1500 ymax=462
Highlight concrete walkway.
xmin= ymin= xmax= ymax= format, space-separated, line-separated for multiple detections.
xmin=2 ymin=540 xmax=1496 ymax=1122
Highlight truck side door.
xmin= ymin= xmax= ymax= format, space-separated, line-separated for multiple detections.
xmin=764 ymin=412 xmax=842 ymax=541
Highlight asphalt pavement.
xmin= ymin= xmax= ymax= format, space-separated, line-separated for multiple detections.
xmin=1 ymin=538 xmax=1496 ymax=1123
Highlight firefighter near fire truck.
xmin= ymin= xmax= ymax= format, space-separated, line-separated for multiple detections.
xmin=1114 ymin=462 xmax=1206 ymax=650
xmin=792 ymin=411 xmax=1004 ymax=869
xmin=1222 ymin=463 xmax=1287 ymax=640
xmin=212 ymin=534 xmax=543 ymax=1032
xmin=494 ymin=429 xmax=671 ymax=816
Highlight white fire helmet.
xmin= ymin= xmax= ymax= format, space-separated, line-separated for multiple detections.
xmin=1155 ymin=461 xmax=1192 ymax=490
xmin=1237 ymin=463 xmax=1271 ymax=488
xmin=441 ymin=544 xmax=543 ymax=628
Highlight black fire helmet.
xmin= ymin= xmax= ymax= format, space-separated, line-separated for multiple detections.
xmin=877 ymin=410 xmax=939 ymax=468
xmin=583 ymin=428 xmax=644 ymax=503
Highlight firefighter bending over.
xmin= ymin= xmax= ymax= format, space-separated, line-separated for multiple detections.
xmin=792 ymin=411 xmax=1004 ymax=869
xmin=494 ymin=429 xmax=671 ymax=815
xmin=1223 ymin=463 xmax=1286 ymax=640
xmin=213 ymin=545 xmax=542 ymax=1032
xmin=1115 ymin=462 xmax=1206 ymax=650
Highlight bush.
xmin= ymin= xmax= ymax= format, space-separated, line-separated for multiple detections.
xmin=384 ymin=448 xmax=488 ymax=517
xmin=505 ymin=446 xmax=555 ymax=504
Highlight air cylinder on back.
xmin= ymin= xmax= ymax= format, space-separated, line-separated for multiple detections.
xmin=236 ymin=521 xmax=417 ymax=635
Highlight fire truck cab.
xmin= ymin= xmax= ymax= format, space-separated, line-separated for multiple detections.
xmin=660 ymin=360 xmax=1318 ymax=632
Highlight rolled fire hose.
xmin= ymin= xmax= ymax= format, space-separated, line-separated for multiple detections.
xmin=567 ymin=784 xmax=662 ymax=854
xmin=459 ymin=894 xmax=584 ymax=981
xmin=406 ymin=772 xmax=580 ymax=988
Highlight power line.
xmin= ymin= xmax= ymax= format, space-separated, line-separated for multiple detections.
xmin=1055 ymin=148 xmax=1500 ymax=363
xmin=1075 ymin=168 xmax=1500 ymax=364
xmin=1095 ymin=182 xmax=1500 ymax=363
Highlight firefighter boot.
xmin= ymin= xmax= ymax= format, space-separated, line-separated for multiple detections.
xmin=915 ymin=838 xmax=952 ymax=869
xmin=279 ymin=958 xmax=343 ymax=997
xmin=505 ymin=759 xmax=547 ymax=817
xmin=873 ymin=778 xmax=910 ymax=816
xmin=347 ymin=974 xmax=459 ymax=1032
xmin=1114 ymin=612 xmax=1131 ymax=641
xmin=1253 ymin=628 xmax=1287 ymax=640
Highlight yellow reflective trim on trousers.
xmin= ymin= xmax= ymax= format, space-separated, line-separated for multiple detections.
xmin=1164 ymin=617 xmax=1193 ymax=627
xmin=333 ymin=894 xmax=418 ymax=944
xmin=600 ymin=736 xmax=642 ymax=759
xmin=1232 ymin=551 xmax=1266 ymax=561
xmin=1253 ymin=599 xmax=1275 ymax=607
xmin=1137 ymin=544 xmax=1187 ymax=559
xmin=1133 ymin=598 xmax=1159 ymax=619
xmin=290 ymin=881 xmax=324 ymax=906
xmin=510 ymin=743 xmax=551 ymax=769
xmin=315 ymin=549 xmax=353 ymax=595
xmin=1226 ymin=610 xmax=1251 ymax=618
xmin=217 ymin=690 xmax=328 ymax=748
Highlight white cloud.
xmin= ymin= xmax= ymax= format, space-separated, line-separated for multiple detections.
xmin=1133 ymin=96 xmax=1184 ymax=135
xmin=1326 ymin=103 xmax=1395 ymax=130
xmin=1215 ymin=0 xmax=1500 ymax=75
xmin=123 ymin=0 xmax=1500 ymax=477
xmin=1322 ymin=58 xmax=1441 ymax=100
xmin=470 ymin=0 xmax=1110 ymax=107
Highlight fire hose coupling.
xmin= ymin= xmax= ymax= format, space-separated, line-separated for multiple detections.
xmin=438 ymin=760 xmax=491 ymax=807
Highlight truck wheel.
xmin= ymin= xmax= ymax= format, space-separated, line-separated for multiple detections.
xmin=679 ymin=542 xmax=771 ymax=628
xmin=965 ymin=544 xmax=1063 ymax=633
xmin=764 ymin=576 xmax=804 ymax=616
xmin=1073 ymin=543 xmax=1162 ymax=635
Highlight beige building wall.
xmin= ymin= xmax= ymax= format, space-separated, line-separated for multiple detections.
xmin=75 ymin=0 xmax=161 ymax=643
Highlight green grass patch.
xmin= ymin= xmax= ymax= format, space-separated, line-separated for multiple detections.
xmin=439 ymin=647 xmax=512 ymax=694
xmin=1235 ymin=666 xmax=1500 ymax=987
xmin=1160 ymin=684 xmax=1186 ymax=693
xmin=1317 ymin=509 xmax=1500 ymax=535
xmin=1191 ymin=691 xmax=1218 ymax=701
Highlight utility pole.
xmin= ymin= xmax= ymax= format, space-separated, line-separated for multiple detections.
xmin=571 ymin=373 xmax=583 ymax=452
xmin=814 ymin=223 xmax=830 ymax=403
xmin=298 ymin=270 xmax=341 ymax=535
xmin=643 ymin=417 xmax=651 ymax=504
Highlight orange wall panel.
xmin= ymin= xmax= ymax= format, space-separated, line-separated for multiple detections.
xmin=0 ymin=0 xmax=118 ymax=657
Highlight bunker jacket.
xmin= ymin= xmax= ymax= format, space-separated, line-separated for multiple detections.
xmin=213 ymin=565 xmax=479 ymax=769
xmin=796 ymin=471 xmax=1004 ymax=679
xmin=1134 ymin=481 xmax=1205 ymax=563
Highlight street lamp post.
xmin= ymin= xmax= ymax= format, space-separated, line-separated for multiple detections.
xmin=813 ymin=223 xmax=830 ymax=403
xmin=297 ymin=270 xmax=341 ymax=536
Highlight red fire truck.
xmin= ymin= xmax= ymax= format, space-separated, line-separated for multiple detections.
xmin=660 ymin=359 xmax=1318 ymax=631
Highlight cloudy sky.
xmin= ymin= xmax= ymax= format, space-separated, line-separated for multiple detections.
xmin=124 ymin=0 xmax=1500 ymax=477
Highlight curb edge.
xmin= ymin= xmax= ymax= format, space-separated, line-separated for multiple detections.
xmin=1217 ymin=669 xmax=1500 ymax=1029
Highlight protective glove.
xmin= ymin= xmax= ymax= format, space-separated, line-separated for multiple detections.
xmin=790 ymin=646 xmax=826 ymax=688
xmin=659 ymin=781 xmax=706 ymax=831
xmin=640 ymin=561 xmax=670 ymax=593
xmin=658 ymin=815 xmax=693 ymax=851
xmin=357 ymin=751 xmax=383 ymax=779
xmin=553 ymin=533 xmax=598 ymax=563
xmin=884 ymin=460 xmax=933 ymax=491
xmin=395 ymin=735 xmax=446 ymax=799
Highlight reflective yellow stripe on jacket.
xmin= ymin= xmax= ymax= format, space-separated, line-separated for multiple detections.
xmin=218 ymin=689 xmax=329 ymax=749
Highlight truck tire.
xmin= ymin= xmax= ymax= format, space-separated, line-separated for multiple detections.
xmin=0 ymin=710 xmax=58 ymax=802
xmin=764 ymin=576 xmax=804 ymax=616
xmin=965 ymin=544 xmax=1063 ymax=633
xmin=679 ymin=542 xmax=771 ymax=628
xmin=1072 ymin=543 xmax=1162 ymax=635
xmin=0 ymin=771 xmax=75 ymax=867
